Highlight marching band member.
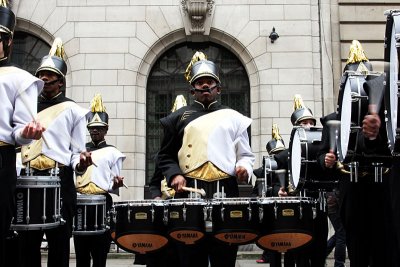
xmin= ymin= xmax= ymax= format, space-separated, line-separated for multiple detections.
xmin=318 ymin=40 xmax=392 ymax=267
xmin=158 ymin=51 xmax=255 ymax=267
xmin=74 ymin=94 xmax=126 ymax=267
xmin=0 ymin=1 xmax=45 ymax=265
xmin=252 ymin=124 xmax=294 ymax=266
xmin=273 ymin=95 xmax=328 ymax=267
xmin=13 ymin=38 xmax=92 ymax=267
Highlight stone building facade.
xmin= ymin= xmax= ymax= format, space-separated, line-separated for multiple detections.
xmin=10 ymin=0 xmax=400 ymax=200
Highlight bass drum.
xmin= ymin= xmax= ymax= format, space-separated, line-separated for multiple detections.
xmin=337 ymin=71 xmax=369 ymax=163
xmin=288 ymin=127 xmax=323 ymax=192
xmin=384 ymin=9 xmax=400 ymax=154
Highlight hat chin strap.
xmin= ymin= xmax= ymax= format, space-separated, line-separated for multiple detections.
xmin=192 ymin=84 xmax=220 ymax=93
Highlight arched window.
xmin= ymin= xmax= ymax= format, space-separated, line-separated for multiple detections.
xmin=10 ymin=31 xmax=50 ymax=75
xmin=146 ymin=43 xmax=250 ymax=183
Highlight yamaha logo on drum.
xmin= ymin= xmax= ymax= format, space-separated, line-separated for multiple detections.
xmin=16 ymin=192 xmax=24 ymax=223
xmin=224 ymin=233 xmax=245 ymax=240
xmin=76 ymin=208 xmax=83 ymax=230
xmin=177 ymin=232 xmax=198 ymax=239
xmin=132 ymin=242 xmax=153 ymax=248
xmin=271 ymin=241 xmax=292 ymax=247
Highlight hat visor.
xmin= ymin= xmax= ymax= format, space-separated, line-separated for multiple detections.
xmin=35 ymin=66 xmax=65 ymax=77
xmin=190 ymin=73 xmax=220 ymax=85
xmin=87 ymin=122 xmax=108 ymax=128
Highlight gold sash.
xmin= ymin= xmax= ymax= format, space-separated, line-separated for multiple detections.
xmin=185 ymin=161 xmax=230 ymax=182
xmin=21 ymin=101 xmax=77 ymax=166
xmin=0 ymin=141 xmax=11 ymax=147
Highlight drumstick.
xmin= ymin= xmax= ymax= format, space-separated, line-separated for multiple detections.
xmin=365 ymin=74 xmax=385 ymax=115
xmin=326 ymin=120 xmax=340 ymax=153
xmin=18 ymin=89 xmax=51 ymax=149
xmin=105 ymin=167 xmax=128 ymax=189
xmin=182 ymin=186 xmax=206 ymax=197
xmin=274 ymin=169 xmax=287 ymax=189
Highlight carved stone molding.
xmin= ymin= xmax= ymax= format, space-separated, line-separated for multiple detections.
xmin=180 ymin=0 xmax=215 ymax=36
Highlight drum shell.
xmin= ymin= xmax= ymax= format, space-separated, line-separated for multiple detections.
xmin=11 ymin=176 xmax=61 ymax=230
xmin=337 ymin=73 xmax=368 ymax=162
xmin=73 ymin=194 xmax=107 ymax=235
xmin=211 ymin=198 xmax=259 ymax=245
xmin=257 ymin=197 xmax=315 ymax=253
xmin=288 ymin=127 xmax=324 ymax=191
xmin=166 ymin=198 xmax=207 ymax=245
xmin=113 ymin=200 xmax=168 ymax=254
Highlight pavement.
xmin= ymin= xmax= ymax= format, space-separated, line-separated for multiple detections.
xmin=41 ymin=243 xmax=338 ymax=266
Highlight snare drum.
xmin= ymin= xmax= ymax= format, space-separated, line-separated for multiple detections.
xmin=166 ymin=198 xmax=208 ymax=245
xmin=337 ymin=72 xmax=369 ymax=162
xmin=384 ymin=10 xmax=400 ymax=154
xmin=73 ymin=194 xmax=106 ymax=235
xmin=211 ymin=198 xmax=259 ymax=245
xmin=256 ymin=197 xmax=317 ymax=253
xmin=11 ymin=176 xmax=61 ymax=230
xmin=112 ymin=200 xmax=168 ymax=254
xmin=288 ymin=127 xmax=323 ymax=192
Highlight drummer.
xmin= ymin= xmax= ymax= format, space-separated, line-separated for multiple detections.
xmin=11 ymin=38 xmax=92 ymax=267
xmin=0 ymin=1 xmax=45 ymax=265
xmin=74 ymin=94 xmax=126 ymax=267
xmin=157 ymin=51 xmax=255 ymax=267
xmin=273 ymin=94 xmax=328 ymax=267
xmin=252 ymin=124 xmax=297 ymax=266
xmin=318 ymin=40 xmax=392 ymax=267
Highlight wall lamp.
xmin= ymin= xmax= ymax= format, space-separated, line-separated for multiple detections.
xmin=269 ymin=27 xmax=279 ymax=43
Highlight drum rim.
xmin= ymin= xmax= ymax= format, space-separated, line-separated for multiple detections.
xmin=384 ymin=13 xmax=400 ymax=154
xmin=258 ymin=196 xmax=317 ymax=204
xmin=288 ymin=127 xmax=323 ymax=191
xmin=113 ymin=199 xmax=166 ymax=207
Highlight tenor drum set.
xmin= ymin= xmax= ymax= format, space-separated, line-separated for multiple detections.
xmin=108 ymin=196 xmax=318 ymax=255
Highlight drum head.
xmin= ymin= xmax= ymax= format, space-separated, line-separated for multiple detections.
xmin=385 ymin=13 xmax=400 ymax=153
xmin=338 ymin=78 xmax=352 ymax=162
xmin=290 ymin=129 xmax=302 ymax=188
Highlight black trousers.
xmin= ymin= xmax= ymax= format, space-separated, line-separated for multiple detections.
xmin=10 ymin=224 xmax=72 ymax=267
xmin=296 ymin=207 xmax=328 ymax=267
xmin=175 ymin=234 xmax=238 ymax=267
xmin=340 ymin=175 xmax=391 ymax=267
xmin=74 ymin=232 xmax=111 ymax=267
xmin=0 ymin=146 xmax=16 ymax=267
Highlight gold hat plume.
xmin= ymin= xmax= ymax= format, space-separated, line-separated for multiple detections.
xmin=184 ymin=51 xmax=207 ymax=82
xmin=346 ymin=40 xmax=368 ymax=65
xmin=49 ymin=37 xmax=65 ymax=59
xmin=90 ymin=94 xmax=106 ymax=113
xmin=271 ymin=124 xmax=283 ymax=140
xmin=0 ymin=0 xmax=10 ymax=7
xmin=171 ymin=95 xmax=187 ymax=112
xmin=293 ymin=94 xmax=306 ymax=111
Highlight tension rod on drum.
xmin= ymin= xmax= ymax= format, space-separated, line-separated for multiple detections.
xmin=349 ymin=162 xmax=359 ymax=183
xmin=372 ymin=162 xmax=383 ymax=183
